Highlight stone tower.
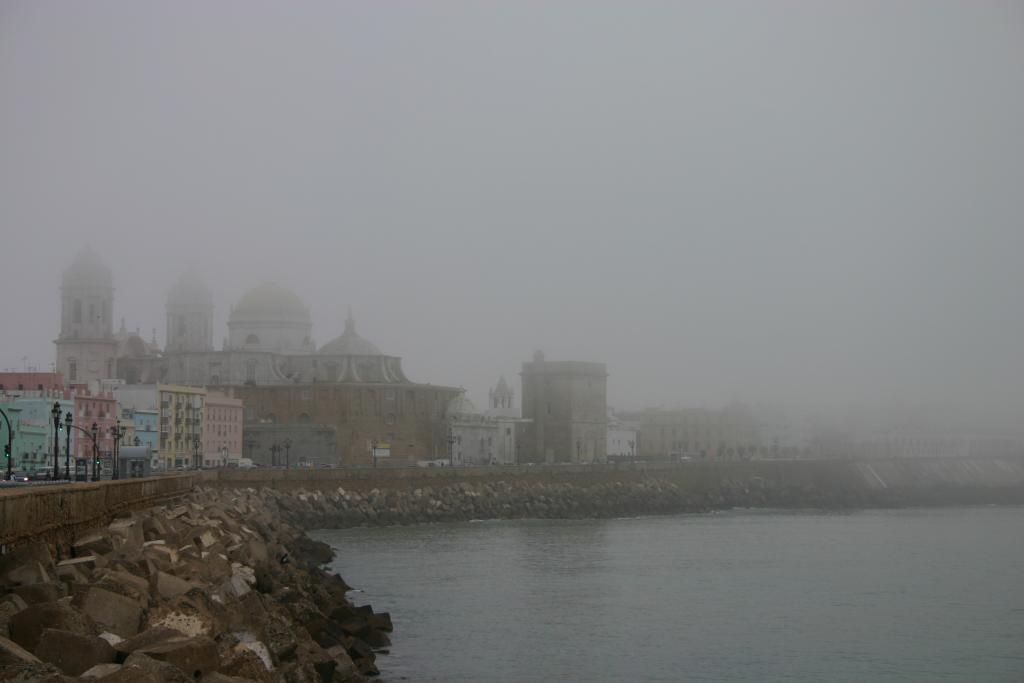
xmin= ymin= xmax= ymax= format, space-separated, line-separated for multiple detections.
xmin=519 ymin=350 xmax=608 ymax=464
xmin=55 ymin=248 xmax=118 ymax=383
xmin=165 ymin=273 xmax=214 ymax=352
xmin=487 ymin=375 xmax=517 ymax=417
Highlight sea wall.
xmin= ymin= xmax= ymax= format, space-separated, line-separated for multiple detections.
xmin=5 ymin=457 xmax=1024 ymax=548
xmin=0 ymin=472 xmax=215 ymax=549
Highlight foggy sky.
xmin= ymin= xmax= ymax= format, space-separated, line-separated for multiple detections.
xmin=2 ymin=1 xmax=1023 ymax=434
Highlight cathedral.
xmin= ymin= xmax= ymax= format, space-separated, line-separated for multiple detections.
xmin=55 ymin=250 xmax=463 ymax=465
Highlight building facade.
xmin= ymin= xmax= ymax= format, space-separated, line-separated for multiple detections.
xmin=158 ymin=385 xmax=205 ymax=469
xmin=71 ymin=387 xmax=117 ymax=467
xmin=617 ymin=406 xmax=760 ymax=460
xmin=606 ymin=408 xmax=639 ymax=459
xmin=519 ymin=352 xmax=608 ymax=464
xmin=0 ymin=390 xmax=74 ymax=475
xmin=0 ymin=373 xmax=64 ymax=393
xmin=243 ymin=423 xmax=337 ymax=468
xmin=204 ymin=392 xmax=243 ymax=467
xmin=55 ymin=250 xmax=117 ymax=385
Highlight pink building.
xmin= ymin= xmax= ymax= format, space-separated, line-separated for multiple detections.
xmin=73 ymin=388 xmax=118 ymax=464
xmin=0 ymin=372 xmax=64 ymax=393
xmin=204 ymin=392 xmax=243 ymax=467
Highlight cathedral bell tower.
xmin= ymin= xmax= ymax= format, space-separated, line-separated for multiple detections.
xmin=55 ymin=248 xmax=118 ymax=383
xmin=165 ymin=273 xmax=214 ymax=353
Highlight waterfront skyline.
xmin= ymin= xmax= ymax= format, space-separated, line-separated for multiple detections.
xmin=2 ymin=1 xmax=1023 ymax=437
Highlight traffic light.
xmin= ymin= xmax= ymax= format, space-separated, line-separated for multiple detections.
xmin=3 ymin=444 xmax=9 ymax=459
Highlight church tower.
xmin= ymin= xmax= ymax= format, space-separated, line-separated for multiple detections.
xmin=55 ymin=248 xmax=118 ymax=383
xmin=489 ymin=376 xmax=515 ymax=411
xmin=165 ymin=273 xmax=214 ymax=352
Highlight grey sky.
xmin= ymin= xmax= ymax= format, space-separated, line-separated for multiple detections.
xmin=2 ymin=1 xmax=1022 ymax=432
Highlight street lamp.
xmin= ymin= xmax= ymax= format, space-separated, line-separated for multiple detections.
xmin=0 ymin=408 xmax=12 ymax=481
xmin=371 ymin=439 xmax=378 ymax=469
xmin=282 ymin=438 xmax=292 ymax=469
xmin=270 ymin=443 xmax=280 ymax=467
xmin=193 ymin=437 xmax=201 ymax=470
xmin=447 ymin=430 xmax=456 ymax=467
xmin=91 ymin=422 xmax=99 ymax=481
xmin=51 ymin=401 xmax=61 ymax=480
xmin=110 ymin=419 xmax=125 ymax=480
xmin=63 ymin=411 xmax=73 ymax=480
xmin=576 ymin=439 xmax=582 ymax=463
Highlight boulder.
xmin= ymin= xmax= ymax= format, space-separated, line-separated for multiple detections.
xmin=153 ymin=572 xmax=194 ymax=600
xmin=112 ymin=627 xmax=182 ymax=661
xmin=7 ymin=601 xmax=97 ymax=652
xmin=72 ymin=532 xmax=114 ymax=558
xmin=132 ymin=634 xmax=219 ymax=679
xmin=0 ymin=541 xmax=54 ymax=584
xmin=0 ymin=634 xmax=40 ymax=666
xmin=34 ymin=628 xmax=116 ymax=676
xmin=74 ymin=586 xmax=142 ymax=638
xmin=13 ymin=582 xmax=62 ymax=606
xmin=79 ymin=662 xmax=122 ymax=679
xmin=118 ymin=652 xmax=192 ymax=683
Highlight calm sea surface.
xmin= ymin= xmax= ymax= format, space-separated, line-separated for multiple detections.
xmin=312 ymin=508 xmax=1024 ymax=682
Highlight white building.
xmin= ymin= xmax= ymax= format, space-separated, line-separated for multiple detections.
xmin=607 ymin=408 xmax=639 ymax=458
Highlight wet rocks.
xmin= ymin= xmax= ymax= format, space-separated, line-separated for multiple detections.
xmin=0 ymin=490 xmax=377 ymax=682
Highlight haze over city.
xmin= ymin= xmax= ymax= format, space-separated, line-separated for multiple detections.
xmin=2 ymin=1 xmax=1022 ymax=437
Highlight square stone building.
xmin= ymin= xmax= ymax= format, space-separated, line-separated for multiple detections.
xmin=519 ymin=351 xmax=607 ymax=463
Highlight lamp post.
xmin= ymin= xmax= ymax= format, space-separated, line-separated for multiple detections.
xmin=371 ymin=439 xmax=378 ymax=469
xmin=193 ymin=437 xmax=201 ymax=470
xmin=282 ymin=438 xmax=291 ymax=469
xmin=447 ymin=430 xmax=456 ymax=467
xmin=51 ymin=401 xmax=61 ymax=480
xmin=67 ymin=422 xmax=98 ymax=482
xmin=110 ymin=420 xmax=125 ymax=480
xmin=0 ymin=408 xmax=12 ymax=481
xmin=576 ymin=439 xmax=582 ymax=463
xmin=64 ymin=411 xmax=73 ymax=480
xmin=91 ymin=422 xmax=99 ymax=481
xmin=270 ymin=443 xmax=280 ymax=467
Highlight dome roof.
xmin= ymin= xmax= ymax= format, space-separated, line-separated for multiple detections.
xmin=230 ymin=283 xmax=310 ymax=324
xmin=62 ymin=248 xmax=112 ymax=288
xmin=447 ymin=392 xmax=478 ymax=416
xmin=319 ymin=311 xmax=383 ymax=356
xmin=167 ymin=273 xmax=213 ymax=309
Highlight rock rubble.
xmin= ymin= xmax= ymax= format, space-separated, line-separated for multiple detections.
xmin=0 ymin=487 xmax=392 ymax=682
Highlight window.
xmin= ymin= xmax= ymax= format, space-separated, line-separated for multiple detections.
xmin=69 ymin=359 xmax=77 ymax=381
xmin=73 ymin=299 xmax=82 ymax=323
xmin=245 ymin=334 xmax=260 ymax=345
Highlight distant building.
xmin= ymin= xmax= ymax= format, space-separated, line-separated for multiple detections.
xmin=0 ymin=389 xmax=74 ymax=475
xmin=55 ymin=249 xmax=117 ymax=385
xmin=519 ymin=351 xmax=607 ymax=464
xmin=617 ymin=406 xmax=760 ymax=459
xmin=243 ymin=423 xmax=336 ymax=468
xmin=71 ymin=387 xmax=117 ymax=468
xmin=119 ymin=406 xmax=159 ymax=469
xmin=116 ymin=384 xmax=206 ymax=469
xmin=447 ymin=393 xmax=500 ymax=466
xmin=606 ymin=409 xmax=639 ymax=459
xmin=0 ymin=373 xmax=64 ymax=393
xmin=204 ymin=392 xmax=242 ymax=467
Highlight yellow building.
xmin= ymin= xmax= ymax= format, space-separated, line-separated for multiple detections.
xmin=158 ymin=384 xmax=206 ymax=469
